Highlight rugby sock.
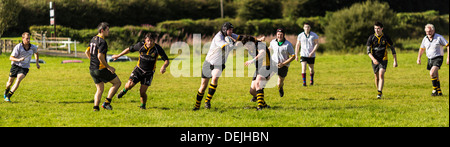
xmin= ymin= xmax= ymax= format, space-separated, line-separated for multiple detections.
xmin=256 ymin=89 xmax=267 ymax=107
xmin=4 ymin=88 xmax=10 ymax=96
xmin=122 ymin=88 xmax=128 ymax=93
xmin=437 ymin=80 xmax=442 ymax=94
xmin=377 ymin=90 xmax=382 ymax=96
xmin=6 ymin=91 xmax=14 ymax=98
xmin=93 ymin=106 xmax=100 ymax=111
xmin=302 ymin=73 xmax=306 ymax=86
xmin=205 ymin=83 xmax=217 ymax=103
xmin=310 ymin=73 xmax=314 ymax=85
xmin=195 ymin=91 xmax=204 ymax=109
xmin=431 ymin=78 xmax=438 ymax=91
xmin=105 ymin=98 xmax=112 ymax=104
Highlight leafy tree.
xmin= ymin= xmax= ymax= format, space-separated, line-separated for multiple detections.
xmin=324 ymin=1 xmax=397 ymax=53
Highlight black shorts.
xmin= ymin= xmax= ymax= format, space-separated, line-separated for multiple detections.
xmin=427 ymin=56 xmax=443 ymax=70
xmin=90 ymin=68 xmax=118 ymax=84
xmin=201 ymin=61 xmax=225 ymax=79
xmin=301 ymin=57 xmax=316 ymax=64
xmin=130 ymin=66 xmax=154 ymax=86
xmin=277 ymin=66 xmax=289 ymax=78
xmin=9 ymin=64 xmax=29 ymax=77
xmin=372 ymin=60 xmax=388 ymax=74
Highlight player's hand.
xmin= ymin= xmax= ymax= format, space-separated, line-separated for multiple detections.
xmin=417 ymin=58 xmax=421 ymax=65
xmin=160 ymin=67 xmax=166 ymax=74
xmin=36 ymin=63 xmax=40 ymax=69
xmin=277 ymin=63 xmax=285 ymax=68
xmin=107 ymin=66 xmax=116 ymax=74
xmin=244 ymin=60 xmax=254 ymax=66
xmin=18 ymin=57 xmax=25 ymax=62
xmin=308 ymin=53 xmax=314 ymax=57
xmin=372 ymin=60 xmax=379 ymax=65
xmin=257 ymin=36 xmax=265 ymax=42
xmin=393 ymin=62 xmax=398 ymax=67
xmin=295 ymin=56 xmax=299 ymax=61
xmin=447 ymin=58 xmax=449 ymax=65
xmin=111 ymin=55 xmax=120 ymax=61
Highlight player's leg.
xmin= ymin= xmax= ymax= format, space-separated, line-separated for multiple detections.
xmin=194 ymin=77 xmax=210 ymax=110
xmin=377 ymin=68 xmax=386 ymax=99
xmin=4 ymin=77 xmax=15 ymax=99
xmin=118 ymin=79 xmax=137 ymax=98
xmin=204 ymin=69 xmax=221 ymax=109
xmin=301 ymin=61 xmax=307 ymax=86
xmin=250 ymin=80 xmax=257 ymax=102
xmin=139 ymin=84 xmax=149 ymax=109
xmin=255 ymin=75 xmax=269 ymax=110
xmin=430 ymin=66 xmax=440 ymax=96
xmin=94 ymin=82 xmax=105 ymax=111
xmin=277 ymin=76 xmax=285 ymax=97
xmin=10 ymin=74 xmax=25 ymax=93
xmin=308 ymin=64 xmax=315 ymax=85
xmin=5 ymin=74 xmax=26 ymax=102
xmin=103 ymin=76 xmax=121 ymax=109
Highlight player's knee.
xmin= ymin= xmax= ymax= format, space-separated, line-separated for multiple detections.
xmin=140 ymin=91 xmax=147 ymax=97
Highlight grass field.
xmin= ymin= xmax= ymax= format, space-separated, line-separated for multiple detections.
xmin=0 ymin=51 xmax=448 ymax=127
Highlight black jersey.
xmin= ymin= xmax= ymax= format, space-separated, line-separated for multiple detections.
xmin=129 ymin=42 xmax=169 ymax=72
xmin=88 ymin=35 xmax=108 ymax=70
xmin=254 ymin=41 xmax=272 ymax=68
xmin=366 ymin=33 xmax=396 ymax=61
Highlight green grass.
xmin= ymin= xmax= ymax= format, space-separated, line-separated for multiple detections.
xmin=0 ymin=51 xmax=448 ymax=127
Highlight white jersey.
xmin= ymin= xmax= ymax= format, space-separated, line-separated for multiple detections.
xmin=10 ymin=43 xmax=38 ymax=68
xmin=270 ymin=39 xmax=295 ymax=67
xmin=297 ymin=31 xmax=319 ymax=57
xmin=420 ymin=33 xmax=449 ymax=59
xmin=205 ymin=31 xmax=240 ymax=65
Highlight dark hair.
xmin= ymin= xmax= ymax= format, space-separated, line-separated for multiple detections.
xmin=241 ymin=35 xmax=256 ymax=45
xmin=97 ymin=22 xmax=109 ymax=33
xmin=374 ymin=21 xmax=383 ymax=28
xmin=304 ymin=22 xmax=310 ymax=26
xmin=144 ymin=33 xmax=157 ymax=41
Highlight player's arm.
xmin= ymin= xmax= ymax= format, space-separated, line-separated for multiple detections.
xmin=34 ymin=52 xmax=40 ymax=69
xmin=417 ymin=47 xmax=425 ymax=65
xmin=85 ymin=47 xmax=91 ymax=59
xmin=309 ymin=39 xmax=319 ymax=57
xmin=367 ymin=46 xmax=379 ymax=65
xmin=295 ymin=40 xmax=300 ymax=61
xmin=98 ymin=53 xmax=115 ymax=74
xmin=158 ymin=47 xmax=170 ymax=74
xmin=280 ymin=44 xmax=296 ymax=68
xmin=446 ymin=45 xmax=449 ymax=65
xmin=245 ymin=48 xmax=265 ymax=66
xmin=390 ymin=46 xmax=398 ymax=67
xmin=112 ymin=48 xmax=130 ymax=61
xmin=9 ymin=46 xmax=24 ymax=62
xmin=9 ymin=56 xmax=24 ymax=62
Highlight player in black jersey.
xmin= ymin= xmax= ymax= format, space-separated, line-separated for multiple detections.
xmin=85 ymin=22 xmax=122 ymax=111
xmin=366 ymin=22 xmax=398 ymax=99
xmin=242 ymin=35 xmax=276 ymax=110
xmin=112 ymin=33 xmax=170 ymax=109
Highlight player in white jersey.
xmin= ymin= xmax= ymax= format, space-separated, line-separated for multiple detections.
xmin=295 ymin=23 xmax=319 ymax=86
xmin=4 ymin=32 xmax=40 ymax=102
xmin=269 ymin=28 xmax=295 ymax=97
xmin=417 ymin=24 xmax=449 ymax=96
xmin=193 ymin=22 xmax=242 ymax=110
